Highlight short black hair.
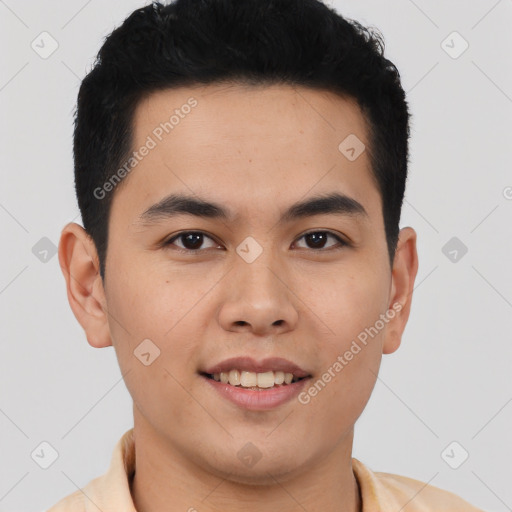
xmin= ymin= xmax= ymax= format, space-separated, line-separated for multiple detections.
xmin=74 ymin=0 xmax=411 ymax=280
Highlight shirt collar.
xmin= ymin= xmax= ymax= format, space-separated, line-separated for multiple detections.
xmin=81 ymin=428 xmax=380 ymax=511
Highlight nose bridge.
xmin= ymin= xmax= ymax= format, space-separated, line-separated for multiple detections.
xmin=234 ymin=238 xmax=285 ymax=304
xmin=218 ymin=237 xmax=299 ymax=333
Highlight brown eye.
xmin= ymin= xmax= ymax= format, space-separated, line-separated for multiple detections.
xmin=165 ymin=231 xmax=219 ymax=251
xmin=294 ymin=231 xmax=346 ymax=250
xmin=163 ymin=230 xmax=347 ymax=253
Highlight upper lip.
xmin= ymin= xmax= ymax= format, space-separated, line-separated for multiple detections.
xmin=202 ymin=357 xmax=311 ymax=379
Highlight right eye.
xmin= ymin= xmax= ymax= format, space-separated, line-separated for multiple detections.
xmin=163 ymin=231 xmax=222 ymax=252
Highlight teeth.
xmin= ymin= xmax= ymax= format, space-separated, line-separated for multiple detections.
xmin=215 ymin=370 xmax=300 ymax=388
xmin=240 ymin=371 xmax=257 ymax=387
xmin=257 ymin=371 xmax=275 ymax=388
xmin=274 ymin=371 xmax=285 ymax=385
xmin=228 ymin=369 xmax=240 ymax=386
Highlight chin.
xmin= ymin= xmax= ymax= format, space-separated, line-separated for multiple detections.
xmin=221 ymin=463 xmax=302 ymax=486
xmin=200 ymin=447 xmax=309 ymax=485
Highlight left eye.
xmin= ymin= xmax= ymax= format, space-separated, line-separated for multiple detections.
xmin=293 ymin=231 xmax=346 ymax=250
xmin=164 ymin=230 xmax=346 ymax=252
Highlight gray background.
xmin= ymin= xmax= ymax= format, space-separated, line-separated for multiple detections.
xmin=1 ymin=0 xmax=511 ymax=511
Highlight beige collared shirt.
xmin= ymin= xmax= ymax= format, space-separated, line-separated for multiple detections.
xmin=47 ymin=428 xmax=484 ymax=511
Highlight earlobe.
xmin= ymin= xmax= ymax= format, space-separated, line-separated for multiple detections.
xmin=382 ymin=227 xmax=419 ymax=355
xmin=58 ymin=222 xmax=112 ymax=349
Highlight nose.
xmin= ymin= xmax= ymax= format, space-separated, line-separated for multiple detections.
xmin=217 ymin=252 xmax=299 ymax=336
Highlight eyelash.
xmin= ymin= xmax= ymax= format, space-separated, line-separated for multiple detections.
xmin=162 ymin=230 xmax=349 ymax=253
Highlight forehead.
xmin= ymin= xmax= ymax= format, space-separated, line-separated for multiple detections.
xmin=113 ymin=83 xmax=381 ymax=226
xmin=134 ymin=83 xmax=369 ymax=153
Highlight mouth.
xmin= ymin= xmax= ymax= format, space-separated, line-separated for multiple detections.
xmin=199 ymin=356 xmax=313 ymax=403
xmin=200 ymin=370 xmax=310 ymax=390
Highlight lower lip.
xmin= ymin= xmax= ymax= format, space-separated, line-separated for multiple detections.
xmin=201 ymin=374 xmax=311 ymax=411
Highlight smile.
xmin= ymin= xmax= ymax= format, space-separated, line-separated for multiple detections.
xmin=203 ymin=369 xmax=307 ymax=389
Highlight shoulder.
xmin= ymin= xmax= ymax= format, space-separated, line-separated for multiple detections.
xmin=45 ymin=428 xmax=136 ymax=512
xmin=45 ymin=489 xmax=84 ymax=511
xmin=375 ymin=470 xmax=484 ymax=511
xmin=352 ymin=458 xmax=484 ymax=512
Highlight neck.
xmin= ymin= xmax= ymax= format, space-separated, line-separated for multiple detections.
xmin=131 ymin=410 xmax=361 ymax=512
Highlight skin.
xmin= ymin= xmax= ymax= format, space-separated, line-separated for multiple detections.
xmin=59 ymin=83 xmax=418 ymax=512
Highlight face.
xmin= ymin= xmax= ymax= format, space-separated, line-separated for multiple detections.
xmin=60 ymin=83 xmax=418 ymax=484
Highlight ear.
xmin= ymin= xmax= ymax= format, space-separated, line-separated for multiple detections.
xmin=58 ymin=222 xmax=112 ymax=348
xmin=382 ymin=227 xmax=419 ymax=355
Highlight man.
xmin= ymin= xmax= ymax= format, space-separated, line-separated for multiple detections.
xmin=49 ymin=0 xmax=483 ymax=510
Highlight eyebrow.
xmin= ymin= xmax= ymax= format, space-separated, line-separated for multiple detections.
xmin=138 ymin=192 xmax=368 ymax=225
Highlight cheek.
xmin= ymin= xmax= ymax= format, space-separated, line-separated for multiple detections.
xmin=104 ymin=263 xmax=209 ymax=426
xmin=312 ymin=263 xmax=389 ymax=343
xmin=298 ymin=278 xmax=387 ymax=436
xmin=306 ymin=262 xmax=389 ymax=399
xmin=104 ymin=255 xmax=198 ymax=376
xmin=106 ymin=250 xmax=198 ymax=339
